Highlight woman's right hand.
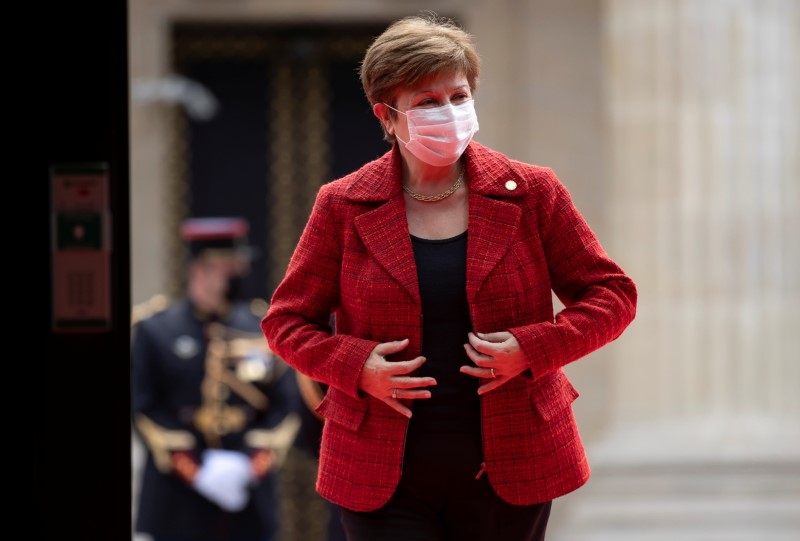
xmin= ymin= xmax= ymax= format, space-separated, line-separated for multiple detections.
xmin=357 ymin=338 xmax=436 ymax=418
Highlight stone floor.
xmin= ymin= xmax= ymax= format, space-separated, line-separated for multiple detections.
xmin=132 ymin=435 xmax=800 ymax=541
xmin=547 ymin=460 xmax=800 ymax=541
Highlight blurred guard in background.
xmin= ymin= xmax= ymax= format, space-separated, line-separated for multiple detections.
xmin=132 ymin=217 xmax=298 ymax=541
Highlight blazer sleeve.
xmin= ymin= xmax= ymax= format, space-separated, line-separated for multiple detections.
xmin=510 ymin=167 xmax=637 ymax=377
xmin=261 ymin=185 xmax=378 ymax=400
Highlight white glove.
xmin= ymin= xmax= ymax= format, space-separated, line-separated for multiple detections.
xmin=192 ymin=449 xmax=254 ymax=512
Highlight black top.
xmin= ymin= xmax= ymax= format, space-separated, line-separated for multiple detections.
xmin=410 ymin=230 xmax=480 ymax=434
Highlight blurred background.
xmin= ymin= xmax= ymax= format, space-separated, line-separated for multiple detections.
xmin=128 ymin=0 xmax=799 ymax=540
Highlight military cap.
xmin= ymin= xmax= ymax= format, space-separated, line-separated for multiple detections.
xmin=181 ymin=217 xmax=253 ymax=260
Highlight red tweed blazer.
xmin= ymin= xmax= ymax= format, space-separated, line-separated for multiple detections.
xmin=262 ymin=141 xmax=637 ymax=512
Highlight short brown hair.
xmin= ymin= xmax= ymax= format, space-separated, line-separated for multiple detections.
xmin=359 ymin=12 xmax=481 ymax=110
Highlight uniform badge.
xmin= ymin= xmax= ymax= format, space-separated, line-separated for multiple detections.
xmin=236 ymin=348 xmax=275 ymax=382
xmin=173 ymin=335 xmax=200 ymax=359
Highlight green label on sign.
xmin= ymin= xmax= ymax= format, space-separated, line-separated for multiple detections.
xmin=57 ymin=212 xmax=102 ymax=250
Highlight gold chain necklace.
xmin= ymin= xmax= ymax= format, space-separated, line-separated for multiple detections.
xmin=403 ymin=167 xmax=464 ymax=202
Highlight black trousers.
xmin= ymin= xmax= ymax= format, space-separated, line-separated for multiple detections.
xmin=338 ymin=429 xmax=552 ymax=541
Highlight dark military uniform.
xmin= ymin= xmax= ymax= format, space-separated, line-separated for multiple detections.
xmin=132 ymin=297 xmax=296 ymax=541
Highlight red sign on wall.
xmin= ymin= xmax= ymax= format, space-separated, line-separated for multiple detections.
xmin=51 ymin=163 xmax=112 ymax=332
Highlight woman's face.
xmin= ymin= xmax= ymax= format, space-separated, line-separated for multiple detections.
xmin=378 ymin=71 xmax=473 ymax=148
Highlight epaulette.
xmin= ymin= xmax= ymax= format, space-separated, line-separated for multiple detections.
xmin=131 ymin=293 xmax=171 ymax=326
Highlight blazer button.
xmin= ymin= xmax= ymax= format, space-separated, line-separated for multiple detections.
xmin=505 ymin=180 xmax=518 ymax=191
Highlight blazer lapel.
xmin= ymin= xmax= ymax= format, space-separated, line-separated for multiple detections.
xmin=354 ymin=195 xmax=420 ymax=305
xmin=347 ymin=142 xmax=527 ymax=307
xmin=466 ymin=192 xmax=521 ymax=305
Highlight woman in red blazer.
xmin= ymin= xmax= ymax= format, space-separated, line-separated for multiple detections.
xmin=262 ymin=12 xmax=637 ymax=541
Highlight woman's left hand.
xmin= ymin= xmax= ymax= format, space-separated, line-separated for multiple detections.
xmin=461 ymin=331 xmax=530 ymax=394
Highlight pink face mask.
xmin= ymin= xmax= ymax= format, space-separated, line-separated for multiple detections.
xmin=385 ymin=100 xmax=479 ymax=166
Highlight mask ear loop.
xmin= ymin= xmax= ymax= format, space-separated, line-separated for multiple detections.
xmin=381 ymin=103 xmax=410 ymax=145
xmin=381 ymin=103 xmax=407 ymax=116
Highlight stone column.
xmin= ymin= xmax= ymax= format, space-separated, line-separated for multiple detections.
xmin=551 ymin=1 xmax=800 ymax=538
xmin=600 ymin=0 xmax=799 ymax=462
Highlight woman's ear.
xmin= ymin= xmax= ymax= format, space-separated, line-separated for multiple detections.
xmin=373 ymin=103 xmax=393 ymax=135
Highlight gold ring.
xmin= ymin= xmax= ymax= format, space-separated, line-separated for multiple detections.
xmin=490 ymin=368 xmax=496 ymax=378
xmin=391 ymin=389 xmax=397 ymax=399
